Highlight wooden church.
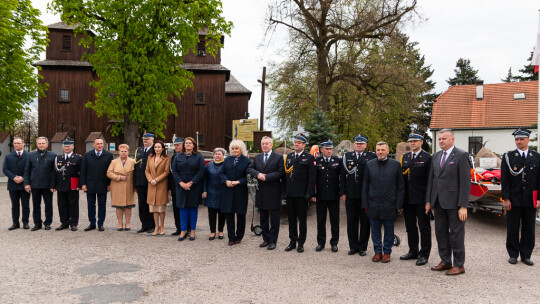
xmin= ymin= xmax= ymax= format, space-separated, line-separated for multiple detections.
xmin=35 ymin=22 xmax=251 ymax=154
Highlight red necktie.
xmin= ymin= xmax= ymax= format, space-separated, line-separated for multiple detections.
xmin=18 ymin=152 xmax=21 ymax=158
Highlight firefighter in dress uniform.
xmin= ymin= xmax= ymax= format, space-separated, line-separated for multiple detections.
xmin=51 ymin=139 xmax=83 ymax=231
xmin=501 ymin=128 xmax=539 ymax=266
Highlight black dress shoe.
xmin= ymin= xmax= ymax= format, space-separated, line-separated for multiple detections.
xmin=85 ymin=225 xmax=96 ymax=231
xmin=400 ymin=252 xmax=418 ymax=260
xmin=209 ymin=236 xmax=215 ymax=240
xmin=147 ymin=228 xmax=155 ymax=233
xmin=522 ymin=258 xmax=534 ymax=266
xmin=508 ymin=257 xmax=518 ymax=264
xmin=348 ymin=249 xmax=358 ymax=255
xmin=316 ymin=244 xmax=324 ymax=252
xmin=137 ymin=228 xmax=147 ymax=233
xmin=297 ymin=246 xmax=304 ymax=253
xmin=331 ymin=245 xmax=338 ymax=252
xmin=189 ymin=236 xmax=196 ymax=241
xmin=71 ymin=226 xmax=78 ymax=231
xmin=117 ymin=228 xmax=124 ymax=231
xmin=267 ymin=243 xmax=276 ymax=250
xmin=359 ymin=250 xmax=367 ymax=256
xmin=285 ymin=243 xmax=296 ymax=251
xmin=44 ymin=225 xmax=51 ymax=230
xmin=416 ymin=256 xmax=428 ymax=266
xmin=171 ymin=230 xmax=181 ymax=236
xmin=125 ymin=227 xmax=131 ymax=231
xmin=218 ymin=234 xmax=224 ymax=239
xmin=98 ymin=226 xmax=104 ymax=231
xmin=31 ymin=226 xmax=42 ymax=231
xmin=23 ymin=224 xmax=30 ymax=229
xmin=55 ymin=225 xmax=69 ymax=231
xmin=178 ymin=236 xmax=186 ymax=241
xmin=8 ymin=224 xmax=20 ymax=230
xmin=259 ymin=241 xmax=269 ymax=247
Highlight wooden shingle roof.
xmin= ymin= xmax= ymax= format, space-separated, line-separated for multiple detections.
xmin=430 ymin=81 xmax=539 ymax=130
xmin=225 ymin=75 xmax=251 ymax=95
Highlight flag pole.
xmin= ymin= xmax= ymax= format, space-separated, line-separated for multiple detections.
xmin=535 ymin=11 xmax=540 ymax=150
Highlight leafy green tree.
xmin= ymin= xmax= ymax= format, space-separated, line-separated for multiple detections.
xmin=446 ymin=58 xmax=480 ymax=86
xmin=304 ymin=107 xmax=338 ymax=146
xmin=0 ymin=0 xmax=48 ymax=128
xmin=49 ymin=0 xmax=232 ymax=149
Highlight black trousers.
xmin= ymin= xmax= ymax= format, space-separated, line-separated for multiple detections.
xmin=286 ymin=197 xmax=308 ymax=246
xmin=345 ymin=197 xmax=370 ymax=251
xmin=403 ymin=202 xmax=432 ymax=258
xmin=57 ymin=190 xmax=79 ymax=226
xmin=32 ymin=188 xmax=53 ymax=226
xmin=10 ymin=190 xmax=30 ymax=225
xmin=225 ymin=213 xmax=246 ymax=242
xmin=506 ymin=206 xmax=536 ymax=259
xmin=260 ymin=208 xmax=280 ymax=244
xmin=172 ymin=191 xmax=180 ymax=231
xmin=434 ymin=202 xmax=465 ymax=267
xmin=317 ymin=199 xmax=339 ymax=246
xmin=136 ymin=186 xmax=154 ymax=230
xmin=208 ymin=207 xmax=225 ymax=233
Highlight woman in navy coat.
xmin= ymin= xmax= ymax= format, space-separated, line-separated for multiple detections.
xmin=172 ymin=137 xmax=205 ymax=241
xmin=219 ymin=140 xmax=250 ymax=245
xmin=202 ymin=147 xmax=227 ymax=240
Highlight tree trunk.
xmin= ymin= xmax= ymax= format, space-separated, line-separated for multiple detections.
xmin=316 ymin=47 xmax=329 ymax=112
xmin=124 ymin=118 xmax=140 ymax=155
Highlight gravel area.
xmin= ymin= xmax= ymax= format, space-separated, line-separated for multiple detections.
xmin=0 ymin=184 xmax=539 ymax=303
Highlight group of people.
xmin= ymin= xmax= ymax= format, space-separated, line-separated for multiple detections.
xmin=3 ymin=128 xmax=538 ymax=275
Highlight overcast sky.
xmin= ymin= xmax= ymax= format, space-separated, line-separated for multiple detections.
xmin=32 ymin=0 xmax=539 ymax=133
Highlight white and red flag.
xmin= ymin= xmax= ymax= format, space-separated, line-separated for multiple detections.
xmin=533 ymin=11 xmax=540 ymax=73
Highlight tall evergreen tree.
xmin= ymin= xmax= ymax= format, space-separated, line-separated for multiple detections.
xmin=446 ymin=58 xmax=480 ymax=86
xmin=501 ymin=67 xmax=515 ymax=83
xmin=304 ymin=107 xmax=338 ymax=146
xmin=511 ymin=50 xmax=539 ymax=81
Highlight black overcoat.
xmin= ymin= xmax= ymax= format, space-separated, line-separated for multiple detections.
xmin=80 ymin=150 xmax=113 ymax=194
xmin=247 ymin=151 xmax=284 ymax=210
xmin=362 ymin=158 xmax=405 ymax=220
xmin=51 ymin=153 xmax=83 ymax=192
xmin=24 ymin=150 xmax=57 ymax=189
xmin=315 ymin=155 xmax=344 ymax=201
xmin=172 ymin=152 xmax=205 ymax=208
xmin=133 ymin=146 xmax=152 ymax=188
xmin=219 ymin=155 xmax=250 ymax=214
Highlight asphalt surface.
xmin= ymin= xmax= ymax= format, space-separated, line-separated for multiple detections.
xmin=1 ymin=184 xmax=539 ymax=303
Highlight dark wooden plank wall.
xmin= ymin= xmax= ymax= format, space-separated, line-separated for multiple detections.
xmin=46 ymin=30 xmax=94 ymax=61
xmin=224 ymin=93 xmax=250 ymax=149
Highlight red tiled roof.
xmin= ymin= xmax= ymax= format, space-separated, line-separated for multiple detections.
xmin=430 ymin=81 xmax=538 ymax=130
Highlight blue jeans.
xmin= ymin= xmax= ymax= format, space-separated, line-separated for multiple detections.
xmin=87 ymin=193 xmax=107 ymax=226
xmin=180 ymin=207 xmax=198 ymax=231
xmin=369 ymin=217 xmax=395 ymax=254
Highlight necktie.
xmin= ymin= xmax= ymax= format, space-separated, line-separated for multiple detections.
xmin=65 ymin=154 xmax=68 ymax=159
xmin=264 ymin=153 xmax=268 ymax=164
xmin=97 ymin=151 xmax=101 ymax=157
xmin=411 ymin=153 xmax=416 ymax=162
xmin=440 ymin=151 xmax=447 ymax=168
xmin=522 ymin=152 xmax=526 ymax=161
xmin=18 ymin=152 xmax=21 ymax=158
xmin=356 ymin=153 xmax=359 ymax=159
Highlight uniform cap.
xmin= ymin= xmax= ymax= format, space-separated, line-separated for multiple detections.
xmin=62 ymin=139 xmax=74 ymax=146
xmin=142 ymin=131 xmax=155 ymax=139
xmin=320 ymin=139 xmax=334 ymax=149
xmin=408 ymin=130 xmax=424 ymax=142
xmin=512 ymin=128 xmax=531 ymax=138
xmin=293 ymin=132 xmax=308 ymax=144
xmin=174 ymin=137 xmax=184 ymax=144
xmin=353 ymin=134 xmax=368 ymax=144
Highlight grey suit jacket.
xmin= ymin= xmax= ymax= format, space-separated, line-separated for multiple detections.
xmin=426 ymin=146 xmax=471 ymax=209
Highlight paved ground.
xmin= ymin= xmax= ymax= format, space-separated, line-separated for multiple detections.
xmin=1 ymin=184 xmax=539 ymax=303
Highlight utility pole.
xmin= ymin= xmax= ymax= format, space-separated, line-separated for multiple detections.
xmin=257 ymin=67 xmax=269 ymax=131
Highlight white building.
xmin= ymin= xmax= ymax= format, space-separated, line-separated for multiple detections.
xmin=431 ymin=80 xmax=539 ymax=156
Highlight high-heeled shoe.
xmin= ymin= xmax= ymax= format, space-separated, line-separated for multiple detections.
xmin=189 ymin=233 xmax=196 ymax=241
xmin=160 ymin=227 xmax=165 ymax=235
xmin=218 ymin=233 xmax=224 ymax=239
xmin=209 ymin=233 xmax=216 ymax=240
xmin=152 ymin=229 xmax=158 ymax=236
xmin=178 ymin=232 xmax=187 ymax=241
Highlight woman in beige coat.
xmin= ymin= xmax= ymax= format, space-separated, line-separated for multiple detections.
xmin=145 ymin=141 xmax=170 ymax=235
xmin=107 ymin=144 xmax=136 ymax=231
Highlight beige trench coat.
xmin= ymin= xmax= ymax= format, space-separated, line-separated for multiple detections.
xmin=107 ymin=157 xmax=136 ymax=207
xmin=145 ymin=155 xmax=170 ymax=206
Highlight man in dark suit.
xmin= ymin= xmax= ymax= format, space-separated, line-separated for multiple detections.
xmin=3 ymin=136 xmax=30 ymax=230
xmin=24 ymin=136 xmax=57 ymax=231
xmin=400 ymin=131 xmax=432 ymax=266
xmin=340 ymin=133 xmax=376 ymax=256
xmin=80 ymin=138 xmax=113 ymax=231
xmin=247 ymin=136 xmax=284 ymax=250
xmin=501 ymin=128 xmax=539 ymax=266
xmin=313 ymin=140 xmax=344 ymax=253
xmin=426 ymin=128 xmax=470 ymax=275
xmin=133 ymin=131 xmax=155 ymax=233
xmin=363 ymin=141 xmax=404 ymax=263
xmin=51 ymin=139 xmax=83 ymax=231
xmin=283 ymin=132 xmax=316 ymax=253
xmin=168 ymin=137 xmax=184 ymax=235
